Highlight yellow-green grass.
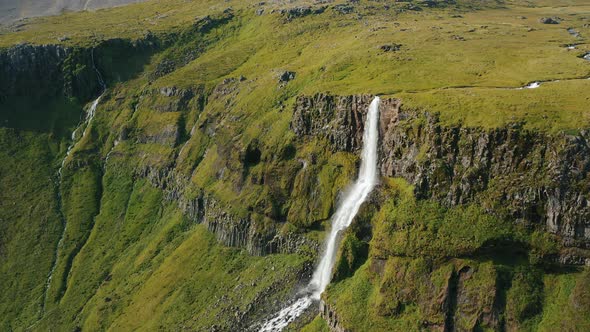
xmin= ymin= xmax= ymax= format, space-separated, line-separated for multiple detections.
xmin=537 ymin=269 xmax=590 ymax=331
xmin=147 ymin=1 xmax=590 ymax=131
xmin=0 ymin=129 xmax=63 ymax=329
xmin=32 ymin=155 xmax=311 ymax=330
xmin=398 ymin=78 xmax=590 ymax=132
xmin=4 ymin=0 xmax=587 ymax=132
xmin=300 ymin=315 xmax=330 ymax=332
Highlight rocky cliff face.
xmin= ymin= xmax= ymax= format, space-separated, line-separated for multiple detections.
xmin=139 ymin=161 xmax=319 ymax=257
xmin=320 ymin=300 xmax=349 ymax=332
xmin=380 ymin=112 xmax=590 ymax=249
xmin=0 ymin=37 xmax=159 ymax=103
xmin=292 ymin=93 xmax=590 ymax=251
xmin=292 ymin=94 xmax=401 ymax=153
xmin=0 ymin=44 xmax=77 ymax=98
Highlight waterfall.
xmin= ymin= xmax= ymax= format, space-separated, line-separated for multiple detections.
xmin=257 ymin=96 xmax=381 ymax=331
xmin=57 ymin=48 xmax=105 ymax=177
xmin=308 ymin=96 xmax=380 ymax=298
xmin=39 ymin=47 xmax=106 ymax=317
xmin=57 ymin=95 xmax=103 ymax=177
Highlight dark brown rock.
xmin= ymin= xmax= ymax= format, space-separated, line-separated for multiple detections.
xmin=380 ymin=44 xmax=402 ymax=52
xmin=539 ymin=17 xmax=561 ymax=24
xmin=278 ymin=71 xmax=296 ymax=83
xmin=279 ymin=6 xmax=326 ymax=21
xmin=291 ymin=93 xmax=401 ymax=152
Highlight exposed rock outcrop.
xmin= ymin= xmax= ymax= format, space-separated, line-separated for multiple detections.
xmin=213 ymin=76 xmax=246 ymax=96
xmin=0 ymin=36 xmax=159 ymax=102
xmin=279 ymin=6 xmax=326 ymax=21
xmin=278 ymin=71 xmax=296 ymax=84
xmin=380 ymin=44 xmax=402 ymax=52
xmin=137 ymin=123 xmax=181 ymax=147
xmin=138 ymin=163 xmax=319 ymax=257
xmin=292 ymin=94 xmax=401 ymax=152
xmin=320 ymin=300 xmax=348 ymax=332
xmin=153 ymin=86 xmax=198 ymax=112
xmin=332 ymin=4 xmax=354 ymax=15
xmin=539 ymin=17 xmax=561 ymax=24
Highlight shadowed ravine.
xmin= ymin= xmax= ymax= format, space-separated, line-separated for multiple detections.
xmin=256 ymin=96 xmax=381 ymax=332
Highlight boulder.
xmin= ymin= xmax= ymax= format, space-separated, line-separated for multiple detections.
xmin=380 ymin=43 xmax=402 ymax=52
xmin=278 ymin=71 xmax=296 ymax=83
xmin=280 ymin=6 xmax=326 ymax=21
xmin=539 ymin=17 xmax=561 ymax=24
xmin=333 ymin=4 xmax=354 ymax=14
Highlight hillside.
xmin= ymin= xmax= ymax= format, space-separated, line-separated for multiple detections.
xmin=1 ymin=0 xmax=590 ymax=331
xmin=0 ymin=0 xmax=147 ymax=25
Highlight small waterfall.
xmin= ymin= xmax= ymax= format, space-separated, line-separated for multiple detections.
xmin=57 ymin=95 xmax=103 ymax=177
xmin=516 ymin=81 xmax=541 ymax=90
xmin=257 ymin=96 xmax=381 ymax=331
xmin=40 ymin=47 xmax=106 ymax=316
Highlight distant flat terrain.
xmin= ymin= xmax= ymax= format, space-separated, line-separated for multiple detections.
xmin=0 ymin=0 xmax=146 ymax=24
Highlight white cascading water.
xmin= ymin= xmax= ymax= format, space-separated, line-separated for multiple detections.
xmin=57 ymin=95 xmax=103 ymax=176
xmin=258 ymin=96 xmax=381 ymax=332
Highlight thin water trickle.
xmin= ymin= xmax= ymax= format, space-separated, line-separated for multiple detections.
xmin=57 ymin=95 xmax=103 ymax=177
xmin=43 ymin=93 xmax=103 ymax=311
xmin=40 ymin=48 xmax=106 ymax=318
xmin=515 ymin=81 xmax=541 ymax=90
xmin=257 ymin=96 xmax=381 ymax=332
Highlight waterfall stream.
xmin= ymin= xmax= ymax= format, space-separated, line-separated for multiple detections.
xmin=257 ymin=96 xmax=381 ymax=331
xmin=40 ymin=48 xmax=106 ymax=317
xmin=41 ymin=93 xmax=103 ymax=310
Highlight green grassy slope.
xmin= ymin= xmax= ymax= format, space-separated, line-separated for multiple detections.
xmin=326 ymin=257 xmax=590 ymax=331
xmin=325 ymin=178 xmax=590 ymax=331
xmin=0 ymin=129 xmax=63 ymax=330
xmin=31 ymin=154 xmax=312 ymax=331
